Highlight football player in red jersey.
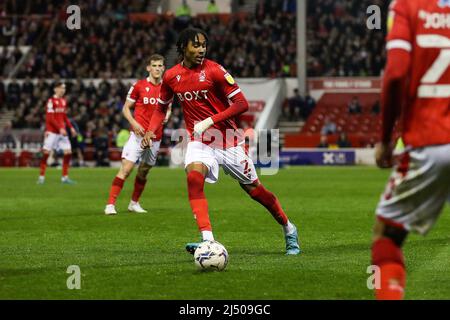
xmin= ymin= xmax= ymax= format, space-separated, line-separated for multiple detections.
xmin=372 ymin=0 xmax=450 ymax=300
xmin=142 ymin=28 xmax=301 ymax=255
xmin=38 ymin=82 xmax=77 ymax=184
xmin=105 ymin=54 xmax=171 ymax=215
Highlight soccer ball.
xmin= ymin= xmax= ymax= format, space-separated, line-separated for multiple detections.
xmin=194 ymin=240 xmax=229 ymax=271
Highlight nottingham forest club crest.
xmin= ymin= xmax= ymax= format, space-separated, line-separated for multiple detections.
xmin=439 ymin=0 xmax=450 ymax=8
xmin=199 ymin=70 xmax=206 ymax=82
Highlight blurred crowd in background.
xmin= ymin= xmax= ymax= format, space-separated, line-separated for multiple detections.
xmin=1 ymin=0 xmax=387 ymax=78
xmin=0 ymin=0 xmax=387 ymax=164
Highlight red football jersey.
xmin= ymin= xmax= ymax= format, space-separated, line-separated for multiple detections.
xmin=45 ymin=96 xmax=73 ymax=134
xmin=386 ymin=0 xmax=450 ymax=147
xmin=158 ymin=59 xmax=243 ymax=148
xmin=127 ymin=78 xmax=163 ymax=141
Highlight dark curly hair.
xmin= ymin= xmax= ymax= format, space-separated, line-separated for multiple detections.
xmin=176 ymin=28 xmax=209 ymax=58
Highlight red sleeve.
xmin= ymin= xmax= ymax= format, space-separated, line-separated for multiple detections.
xmin=211 ymin=91 xmax=249 ymax=124
xmin=380 ymin=0 xmax=412 ymax=143
xmin=386 ymin=0 xmax=411 ymax=44
xmin=212 ymin=64 xmax=241 ymax=100
xmin=147 ymin=76 xmax=173 ymax=132
xmin=126 ymin=82 xmax=139 ymax=102
xmin=210 ymin=64 xmax=248 ymax=124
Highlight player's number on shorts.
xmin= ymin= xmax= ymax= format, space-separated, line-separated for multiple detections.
xmin=417 ymin=34 xmax=450 ymax=98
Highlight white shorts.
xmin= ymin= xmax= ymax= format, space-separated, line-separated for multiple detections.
xmin=43 ymin=132 xmax=72 ymax=152
xmin=376 ymin=144 xmax=450 ymax=235
xmin=121 ymin=132 xmax=161 ymax=166
xmin=184 ymin=141 xmax=258 ymax=184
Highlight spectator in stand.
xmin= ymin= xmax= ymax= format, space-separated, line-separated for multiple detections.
xmin=289 ymin=88 xmax=304 ymax=121
xmin=348 ymin=96 xmax=362 ymax=114
xmin=0 ymin=121 xmax=16 ymax=149
xmin=371 ymin=99 xmax=380 ymax=115
xmin=337 ymin=132 xmax=352 ymax=148
xmin=116 ymin=126 xmax=130 ymax=149
xmin=6 ymin=79 xmax=21 ymax=109
xmin=207 ymin=0 xmax=219 ymax=13
xmin=282 ymin=0 xmax=297 ymax=13
xmin=175 ymin=0 xmax=192 ymax=30
xmin=1 ymin=18 xmax=17 ymax=46
xmin=317 ymin=134 xmax=329 ymax=148
xmin=68 ymin=118 xmax=85 ymax=167
xmin=307 ymin=0 xmax=388 ymax=77
xmin=93 ymin=124 xmax=110 ymax=167
xmin=321 ymin=117 xmax=337 ymax=135
xmin=303 ymin=89 xmax=316 ymax=119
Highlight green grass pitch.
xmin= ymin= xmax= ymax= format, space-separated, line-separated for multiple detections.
xmin=0 ymin=166 xmax=449 ymax=299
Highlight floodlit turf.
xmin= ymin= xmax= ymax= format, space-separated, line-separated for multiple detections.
xmin=0 ymin=166 xmax=449 ymax=300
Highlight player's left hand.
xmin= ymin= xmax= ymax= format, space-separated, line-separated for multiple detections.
xmin=70 ymin=128 xmax=77 ymax=137
xmin=141 ymin=131 xmax=156 ymax=149
xmin=375 ymin=142 xmax=393 ymax=168
xmin=193 ymin=117 xmax=214 ymax=136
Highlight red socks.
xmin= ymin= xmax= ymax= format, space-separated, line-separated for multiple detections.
xmin=132 ymin=176 xmax=147 ymax=202
xmin=187 ymin=171 xmax=211 ymax=232
xmin=108 ymin=177 xmax=125 ymax=205
xmin=40 ymin=152 xmax=71 ymax=178
xmin=249 ymin=184 xmax=288 ymax=225
xmin=372 ymin=237 xmax=406 ymax=300
xmin=62 ymin=153 xmax=71 ymax=177
xmin=39 ymin=152 xmax=49 ymax=176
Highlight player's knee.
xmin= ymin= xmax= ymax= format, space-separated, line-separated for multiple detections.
xmin=120 ymin=167 xmax=132 ymax=179
xmin=137 ymin=165 xmax=151 ymax=178
xmin=187 ymin=171 xmax=205 ymax=199
xmin=240 ymin=180 xmax=260 ymax=194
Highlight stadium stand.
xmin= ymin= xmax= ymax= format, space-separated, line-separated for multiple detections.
xmin=0 ymin=0 xmax=389 ymax=166
xmin=307 ymin=0 xmax=388 ymax=77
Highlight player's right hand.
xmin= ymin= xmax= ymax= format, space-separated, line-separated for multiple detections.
xmin=375 ymin=142 xmax=393 ymax=168
xmin=141 ymin=131 xmax=156 ymax=149
xmin=132 ymin=122 xmax=145 ymax=137
xmin=60 ymin=128 xmax=68 ymax=136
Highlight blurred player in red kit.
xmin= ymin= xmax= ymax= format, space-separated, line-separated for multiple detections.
xmin=141 ymin=28 xmax=301 ymax=255
xmin=372 ymin=0 xmax=450 ymax=300
xmin=38 ymin=82 xmax=77 ymax=184
xmin=105 ymin=54 xmax=171 ymax=215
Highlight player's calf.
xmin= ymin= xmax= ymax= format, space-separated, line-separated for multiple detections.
xmin=130 ymin=163 xmax=151 ymax=206
xmin=61 ymin=151 xmax=73 ymax=182
xmin=105 ymin=160 xmax=135 ymax=214
xmin=187 ymin=169 xmax=213 ymax=239
xmin=371 ymin=219 xmax=408 ymax=300
xmin=38 ymin=150 xmax=50 ymax=182
xmin=242 ymin=182 xmax=300 ymax=255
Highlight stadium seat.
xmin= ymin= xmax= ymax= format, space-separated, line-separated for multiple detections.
xmin=0 ymin=149 xmax=17 ymax=167
xmin=109 ymin=149 xmax=122 ymax=161
xmin=18 ymin=150 xmax=33 ymax=167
